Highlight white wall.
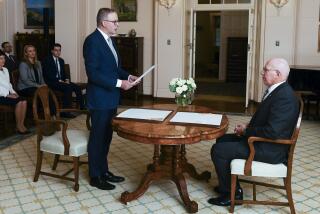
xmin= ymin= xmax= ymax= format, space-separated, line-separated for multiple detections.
xmin=262 ymin=0 xmax=296 ymax=64
xmin=294 ymin=0 xmax=320 ymax=65
xmin=112 ymin=0 xmax=154 ymax=95
xmin=0 ymin=0 xmax=7 ymax=43
xmin=55 ymin=0 xmax=81 ymax=82
xmin=154 ymin=1 xmax=185 ymax=98
xmin=2 ymin=0 xmax=319 ymax=99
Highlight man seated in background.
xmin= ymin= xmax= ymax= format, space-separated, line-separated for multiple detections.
xmin=1 ymin=42 xmax=19 ymax=74
xmin=42 ymin=43 xmax=85 ymax=118
xmin=208 ymin=58 xmax=299 ymax=206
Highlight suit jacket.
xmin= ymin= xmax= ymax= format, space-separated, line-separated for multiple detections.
xmin=4 ymin=54 xmax=19 ymax=72
xmin=245 ymin=82 xmax=299 ymax=163
xmin=17 ymin=61 xmax=45 ymax=91
xmin=42 ymin=55 xmax=66 ymax=85
xmin=83 ymin=29 xmax=129 ymax=110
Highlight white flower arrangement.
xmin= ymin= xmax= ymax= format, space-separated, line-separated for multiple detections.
xmin=169 ymin=78 xmax=196 ymax=106
xmin=169 ymin=77 xmax=196 ymax=96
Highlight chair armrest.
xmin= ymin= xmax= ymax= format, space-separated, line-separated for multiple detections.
xmin=244 ymin=136 xmax=293 ymax=175
xmin=58 ymin=109 xmax=91 ymax=130
xmin=248 ymin=136 xmax=293 ymax=145
xmin=35 ymin=119 xmax=71 ymax=155
xmin=35 ymin=119 xmax=67 ymax=134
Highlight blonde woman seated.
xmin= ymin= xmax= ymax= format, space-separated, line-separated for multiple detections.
xmin=0 ymin=52 xmax=29 ymax=134
xmin=17 ymin=45 xmax=46 ymax=97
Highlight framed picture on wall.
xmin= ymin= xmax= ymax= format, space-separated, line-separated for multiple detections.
xmin=111 ymin=0 xmax=137 ymax=22
xmin=23 ymin=0 xmax=55 ymax=29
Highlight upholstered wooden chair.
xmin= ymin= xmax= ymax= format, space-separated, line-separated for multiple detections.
xmin=32 ymin=85 xmax=90 ymax=191
xmin=230 ymin=96 xmax=303 ymax=214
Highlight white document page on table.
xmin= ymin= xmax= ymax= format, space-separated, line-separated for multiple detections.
xmin=116 ymin=108 xmax=172 ymax=121
xmin=170 ymin=112 xmax=222 ymax=126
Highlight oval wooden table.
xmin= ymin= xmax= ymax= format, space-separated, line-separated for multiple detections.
xmin=112 ymin=104 xmax=229 ymax=213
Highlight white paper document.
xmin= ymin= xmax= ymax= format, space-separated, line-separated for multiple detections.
xmin=133 ymin=65 xmax=156 ymax=84
xmin=116 ymin=108 xmax=172 ymax=122
xmin=170 ymin=112 xmax=222 ymax=126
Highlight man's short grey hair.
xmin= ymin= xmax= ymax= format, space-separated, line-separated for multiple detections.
xmin=96 ymin=8 xmax=116 ymax=27
xmin=269 ymin=58 xmax=290 ymax=80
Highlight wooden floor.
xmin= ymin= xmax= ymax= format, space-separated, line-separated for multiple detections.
xmin=120 ymin=95 xmax=258 ymax=115
xmin=0 ymin=95 xmax=255 ymax=140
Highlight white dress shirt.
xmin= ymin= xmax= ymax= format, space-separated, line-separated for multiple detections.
xmin=53 ymin=56 xmax=61 ymax=79
xmin=0 ymin=67 xmax=16 ymax=97
xmin=97 ymin=28 xmax=123 ymax=88
xmin=264 ymin=81 xmax=286 ymax=99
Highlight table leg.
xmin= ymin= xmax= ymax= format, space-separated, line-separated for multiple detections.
xmin=120 ymin=169 xmax=161 ymax=204
xmin=121 ymin=145 xmax=162 ymax=204
xmin=180 ymin=145 xmax=211 ymax=182
xmin=120 ymin=145 xmax=199 ymax=213
xmin=172 ymin=145 xmax=198 ymax=213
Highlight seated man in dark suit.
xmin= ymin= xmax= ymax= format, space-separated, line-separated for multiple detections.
xmin=208 ymin=58 xmax=299 ymax=206
xmin=2 ymin=42 xmax=19 ymax=74
xmin=42 ymin=43 xmax=85 ymax=117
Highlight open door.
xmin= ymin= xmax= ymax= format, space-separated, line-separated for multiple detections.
xmin=246 ymin=6 xmax=255 ymax=108
xmin=184 ymin=6 xmax=196 ymax=79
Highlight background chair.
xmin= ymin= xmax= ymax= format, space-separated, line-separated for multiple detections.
xmin=32 ymin=85 xmax=90 ymax=191
xmin=230 ymin=96 xmax=303 ymax=214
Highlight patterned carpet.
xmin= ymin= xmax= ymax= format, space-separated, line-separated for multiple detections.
xmin=0 ymin=114 xmax=319 ymax=214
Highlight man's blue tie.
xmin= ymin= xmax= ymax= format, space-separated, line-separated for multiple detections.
xmin=55 ymin=58 xmax=61 ymax=79
xmin=262 ymin=89 xmax=269 ymax=101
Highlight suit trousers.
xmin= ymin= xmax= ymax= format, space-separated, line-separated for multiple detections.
xmin=211 ymin=134 xmax=250 ymax=194
xmin=48 ymin=82 xmax=84 ymax=109
xmin=88 ymin=108 xmax=117 ymax=178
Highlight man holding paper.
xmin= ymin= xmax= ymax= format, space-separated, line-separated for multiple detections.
xmin=83 ymin=8 xmax=140 ymax=190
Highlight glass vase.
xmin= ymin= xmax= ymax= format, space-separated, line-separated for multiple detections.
xmin=175 ymin=92 xmax=193 ymax=106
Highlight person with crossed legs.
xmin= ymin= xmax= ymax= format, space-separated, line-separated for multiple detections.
xmin=208 ymin=58 xmax=299 ymax=206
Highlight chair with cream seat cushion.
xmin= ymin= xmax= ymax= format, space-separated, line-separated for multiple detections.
xmin=32 ymin=85 xmax=90 ymax=191
xmin=230 ymin=96 xmax=303 ymax=214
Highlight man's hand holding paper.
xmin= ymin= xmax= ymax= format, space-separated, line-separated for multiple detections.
xmin=128 ymin=75 xmax=140 ymax=84
xmin=132 ymin=65 xmax=156 ymax=84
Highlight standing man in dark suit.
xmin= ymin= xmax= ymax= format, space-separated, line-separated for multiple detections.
xmin=2 ymin=42 xmax=19 ymax=73
xmin=83 ymin=8 xmax=139 ymax=190
xmin=42 ymin=43 xmax=85 ymax=117
xmin=208 ymin=58 xmax=299 ymax=206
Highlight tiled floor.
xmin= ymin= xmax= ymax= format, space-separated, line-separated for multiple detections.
xmin=0 ymin=114 xmax=319 ymax=214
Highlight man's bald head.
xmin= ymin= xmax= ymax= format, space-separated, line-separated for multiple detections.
xmin=262 ymin=58 xmax=290 ymax=86
xmin=267 ymin=58 xmax=290 ymax=80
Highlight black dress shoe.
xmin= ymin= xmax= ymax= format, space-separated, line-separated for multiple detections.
xmin=103 ymin=171 xmax=125 ymax=183
xmin=208 ymin=188 xmax=243 ymax=206
xmin=90 ymin=176 xmax=115 ymax=190
xmin=60 ymin=112 xmax=76 ymax=118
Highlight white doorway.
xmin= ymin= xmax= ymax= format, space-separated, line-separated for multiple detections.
xmin=187 ymin=0 xmax=255 ymax=108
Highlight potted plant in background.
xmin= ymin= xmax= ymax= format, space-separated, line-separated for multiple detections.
xmin=169 ymin=77 xmax=197 ymax=106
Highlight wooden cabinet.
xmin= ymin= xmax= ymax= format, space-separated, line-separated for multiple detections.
xmin=226 ymin=37 xmax=248 ymax=82
xmin=14 ymin=32 xmax=55 ymax=61
xmin=113 ymin=36 xmax=143 ymax=100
